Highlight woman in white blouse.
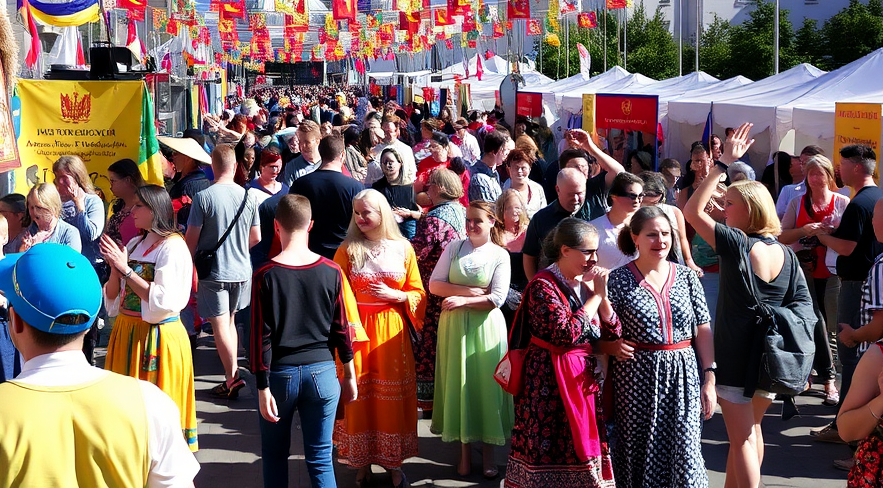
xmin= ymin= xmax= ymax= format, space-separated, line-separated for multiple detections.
xmin=100 ymin=184 xmax=198 ymax=452
xmin=429 ymin=200 xmax=513 ymax=478
xmin=502 ymin=149 xmax=546 ymax=218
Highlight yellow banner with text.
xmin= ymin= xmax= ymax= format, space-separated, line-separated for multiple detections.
xmin=14 ymin=80 xmax=145 ymax=197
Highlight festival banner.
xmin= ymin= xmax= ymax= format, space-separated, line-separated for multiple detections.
xmin=606 ymin=0 xmax=626 ymax=9
xmin=526 ymin=18 xmax=541 ymax=36
xmin=507 ymin=0 xmax=529 ymax=19
xmin=118 ymin=0 xmax=146 ymax=20
xmin=834 ymin=102 xmax=883 ymax=159
xmin=14 ymin=81 xmax=161 ymax=196
xmin=332 ymin=0 xmax=356 ymax=20
xmin=594 ymin=94 xmax=658 ymax=134
xmin=435 ymin=8 xmax=453 ymax=26
xmin=152 ymin=8 xmax=167 ymax=30
xmin=582 ymin=94 xmax=595 ymax=133
xmin=578 ymin=12 xmax=597 ymax=28
xmin=27 ymin=0 xmax=99 ymax=26
xmin=516 ymin=92 xmax=543 ymax=118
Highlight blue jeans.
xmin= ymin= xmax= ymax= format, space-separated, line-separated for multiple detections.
xmin=259 ymin=361 xmax=340 ymax=488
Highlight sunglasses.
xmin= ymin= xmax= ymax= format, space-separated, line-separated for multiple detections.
xmin=615 ymin=192 xmax=645 ymax=200
xmin=569 ymin=247 xmax=598 ymax=255
xmin=643 ymin=191 xmax=662 ymax=199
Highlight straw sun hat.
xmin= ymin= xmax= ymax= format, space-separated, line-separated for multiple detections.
xmin=157 ymin=136 xmax=212 ymax=165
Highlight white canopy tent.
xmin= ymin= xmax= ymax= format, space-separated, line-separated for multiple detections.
xmin=780 ymin=49 xmax=883 ymax=157
xmin=666 ymin=63 xmax=826 ymax=166
xmin=464 ymin=70 xmax=555 ymax=111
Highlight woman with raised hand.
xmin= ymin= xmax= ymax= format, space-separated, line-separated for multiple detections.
xmin=607 ymin=205 xmax=713 ymax=487
xmin=334 ymin=189 xmax=426 ymax=488
xmin=429 ymin=200 xmax=513 ymax=478
xmin=101 ymin=185 xmax=198 ymax=451
xmin=684 ymin=123 xmax=815 ymax=488
xmin=54 ymin=155 xmax=105 ymax=266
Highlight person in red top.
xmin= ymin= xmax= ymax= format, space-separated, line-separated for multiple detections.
xmin=779 ymin=154 xmax=850 ymax=407
xmin=414 ymin=132 xmax=470 ymax=208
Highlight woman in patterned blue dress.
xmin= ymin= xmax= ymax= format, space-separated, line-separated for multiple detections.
xmin=607 ymin=206 xmax=715 ymax=487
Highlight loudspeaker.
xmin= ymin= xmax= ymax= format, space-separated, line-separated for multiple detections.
xmin=89 ymin=44 xmax=136 ymax=80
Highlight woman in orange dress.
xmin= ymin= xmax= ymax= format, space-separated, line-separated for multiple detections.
xmin=334 ymin=189 xmax=426 ymax=488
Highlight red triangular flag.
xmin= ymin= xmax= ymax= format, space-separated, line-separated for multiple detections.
xmin=20 ymin=0 xmax=40 ymax=69
xmin=76 ymin=29 xmax=85 ymax=66
xmin=476 ymin=54 xmax=483 ymax=81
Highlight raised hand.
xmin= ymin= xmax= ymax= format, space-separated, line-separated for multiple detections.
xmin=721 ymin=122 xmax=755 ymax=165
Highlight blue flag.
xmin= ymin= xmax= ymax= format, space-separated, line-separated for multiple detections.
xmin=701 ymin=102 xmax=713 ymax=148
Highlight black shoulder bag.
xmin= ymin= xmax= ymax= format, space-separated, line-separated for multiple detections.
xmin=193 ymin=190 xmax=250 ymax=280
xmin=743 ymin=238 xmax=816 ymax=397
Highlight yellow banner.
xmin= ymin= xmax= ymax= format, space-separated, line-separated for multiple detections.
xmin=582 ymin=94 xmax=595 ymax=134
xmin=14 ymin=80 xmax=145 ymax=196
xmin=835 ymin=102 xmax=882 ymax=159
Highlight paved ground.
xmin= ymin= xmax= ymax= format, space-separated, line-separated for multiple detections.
xmin=98 ymin=334 xmax=853 ymax=488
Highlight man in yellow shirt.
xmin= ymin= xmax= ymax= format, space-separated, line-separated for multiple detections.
xmin=0 ymin=243 xmax=199 ymax=488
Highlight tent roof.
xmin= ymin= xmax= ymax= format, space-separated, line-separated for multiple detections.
xmin=441 ymin=54 xmax=513 ymax=77
xmin=667 ymin=63 xmax=825 ymax=125
xmin=784 ymin=48 xmax=883 ymax=139
xmin=558 ymin=71 xmax=656 ymax=112
xmin=528 ymin=66 xmax=630 ymax=95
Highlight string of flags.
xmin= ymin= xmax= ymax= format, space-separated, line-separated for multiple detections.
xmin=15 ymin=0 xmax=635 ymax=73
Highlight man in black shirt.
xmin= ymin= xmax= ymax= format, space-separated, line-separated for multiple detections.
xmin=290 ymin=135 xmax=364 ymax=260
xmin=523 ymin=168 xmax=587 ymax=280
xmin=250 ymin=194 xmax=357 ymax=487
xmin=816 ymin=145 xmax=883 ymax=446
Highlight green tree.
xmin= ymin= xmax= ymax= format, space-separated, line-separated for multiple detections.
xmin=794 ymin=18 xmax=824 ymax=67
xmin=725 ymin=0 xmax=797 ymax=80
xmin=821 ymin=0 xmax=883 ymax=69
xmin=536 ymin=9 xmax=621 ymax=80
xmin=697 ymin=15 xmax=733 ymax=78
xmin=625 ymin=3 xmax=679 ymax=79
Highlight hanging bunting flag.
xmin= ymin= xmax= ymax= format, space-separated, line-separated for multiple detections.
xmin=217 ymin=0 xmax=246 ymax=19
xmin=434 ymin=8 xmax=453 ymax=26
xmin=507 ymin=0 xmax=528 ymax=19
xmin=526 ymin=18 xmax=541 ymax=36
xmin=444 ymin=38 xmax=453 ymax=49
xmin=447 ymin=0 xmax=468 ymax=16
xmin=152 ymin=9 xmax=168 ymax=30
xmin=462 ymin=14 xmax=476 ymax=33
xmin=606 ymin=0 xmax=627 ymax=9
xmin=475 ymin=52 xmax=483 ymax=80
xmin=118 ymin=0 xmax=146 ymax=21
xmin=126 ymin=19 xmax=146 ymax=62
xmin=560 ymin=0 xmax=577 ymax=14
xmin=492 ymin=21 xmax=504 ymax=38
xmin=546 ymin=0 xmax=559 ymax=32
xmin=325 ymin=14 xmax=339 ymax=36
xmin=578 ymin=12 xmax=597 ymax=28
xmin=333 ymin=0 xmax=356 ymax=20
xmin=545 ymin=33 xmax=560 ymax=46
xmin=17 ymin=0 xmax=41 ymax=69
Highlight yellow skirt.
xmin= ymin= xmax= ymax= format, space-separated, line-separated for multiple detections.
xmin=105 ymin=314 xmax=198 ymax=451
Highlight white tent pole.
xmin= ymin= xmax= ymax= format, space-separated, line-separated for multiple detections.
xmin=774 ymin=0 xmax=779 ymax=74
xmin=678 ymin=0 xmax=682 ymax=75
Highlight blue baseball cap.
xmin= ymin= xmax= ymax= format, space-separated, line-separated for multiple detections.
xmin=0 ymin=243 xmax=100 ymax=334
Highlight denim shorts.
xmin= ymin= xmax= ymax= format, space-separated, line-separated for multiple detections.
xmin=197 ymin=279 xmax=251 ymax=318
xmin=716 ymin=384 xmax=776 ymax=404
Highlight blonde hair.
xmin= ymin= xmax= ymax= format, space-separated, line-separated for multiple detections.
xmin=28 ymin=183 xmax=63 ymax=219
xmin=804 ymin=155 xmax=837 ymax=192
xmin=428 ymin=167 xmax=464 ymax=201
xmin=53 ymin=155 xmax=95 ymax=194
xmin=728 ymin=180 xmax=781 ymax=236
xmin=344 ymin=189 xmax=405 ymax=269
xmin=515 ymin=134 xmax=542 ymax=160
xmin=492 ymin=189 xmax=528 ymax=244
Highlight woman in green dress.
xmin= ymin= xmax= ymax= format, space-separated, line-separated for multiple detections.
xmin=429 ymin=200 xmax=513 ymax=479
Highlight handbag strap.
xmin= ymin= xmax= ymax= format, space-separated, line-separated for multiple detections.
xmin=209 ymin=189 xmax=250 ymax=253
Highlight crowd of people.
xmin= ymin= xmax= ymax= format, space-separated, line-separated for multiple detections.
xmin=2 ymin=83 xmax=883 ymax=488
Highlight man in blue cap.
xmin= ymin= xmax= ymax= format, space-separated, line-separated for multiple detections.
xmin=0 ymin=243 xmax=199 ymax=487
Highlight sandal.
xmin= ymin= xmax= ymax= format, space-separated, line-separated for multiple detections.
xmin=210 ymin=375 xmax=246 ymax=399
xmin=823 ymin=381 xmax=840 ymax=406
xmin=482 ymin=465 xmax=499 ymax=479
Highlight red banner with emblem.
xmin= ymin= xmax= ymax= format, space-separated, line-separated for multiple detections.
xmin=516 ymin=92 xmax=543 ymax=117
xmin=594 ymin=94 xmax=658 ymax=134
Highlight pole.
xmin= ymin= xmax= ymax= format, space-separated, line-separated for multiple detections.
xmin=565 ymin=15 xmax=569 ymax=78
xmin=623 ymin=7 xmax=627 ymax=70
xmin=695 ymin=0 xmax=700 ymax=72
xmin=774 ymin=0 xmax=780 ymax=74
xmin=603 ymin=4 xmax=607 ymax=71
xmin=678 ymin=0 xmax=682 ymax=75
